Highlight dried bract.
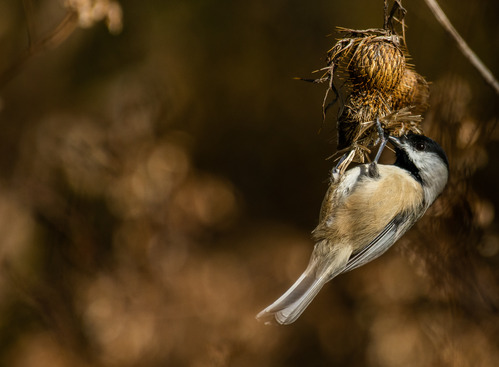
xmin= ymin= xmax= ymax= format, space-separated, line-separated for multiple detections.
xmin=337 ymin=88 xmax=392 ymax=151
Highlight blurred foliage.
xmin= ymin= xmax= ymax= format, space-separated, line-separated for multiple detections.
xmin=0 ymin=0 xmax=498 ymax=366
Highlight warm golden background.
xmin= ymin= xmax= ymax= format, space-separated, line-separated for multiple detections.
xmin=0 ymin=0 xmax=498 ymax=366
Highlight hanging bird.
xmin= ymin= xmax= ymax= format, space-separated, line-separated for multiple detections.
xmin=257 ymin=134 xmax=449 ymax=325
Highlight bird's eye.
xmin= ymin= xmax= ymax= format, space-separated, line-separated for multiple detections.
xmin=416 ymin=142 xmax=425 ymax=151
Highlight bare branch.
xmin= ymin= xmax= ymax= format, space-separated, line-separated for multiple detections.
xmin=423 ymin=0 xmax=499 ymax=96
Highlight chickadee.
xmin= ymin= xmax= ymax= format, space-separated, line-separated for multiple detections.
xmin=257 ymin=133 xmax=449 ymax=325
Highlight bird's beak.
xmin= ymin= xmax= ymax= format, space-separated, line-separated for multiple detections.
xmin=388 ymin=135 xmax=403 ymax=148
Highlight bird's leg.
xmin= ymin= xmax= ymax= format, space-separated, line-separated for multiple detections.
xmin=373 ymin=117 xmax=388 ymax=163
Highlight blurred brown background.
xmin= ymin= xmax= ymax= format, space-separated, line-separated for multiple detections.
xmin=0 ymin=0 xmax=498 ymax=366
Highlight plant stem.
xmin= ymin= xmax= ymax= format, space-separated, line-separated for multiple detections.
xmin=423 ymin=0 xmax=499 ymax=96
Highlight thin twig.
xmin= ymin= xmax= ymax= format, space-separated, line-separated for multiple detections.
xmin=22 ymin=0 xmax=36 ymax=48
xmin=423 ymin=0 xmax=499 ymax=96
xmin=383 ymin=0 xmax=389 ymax=30
xmin=0 ymin=10 xmax=78 ymax=89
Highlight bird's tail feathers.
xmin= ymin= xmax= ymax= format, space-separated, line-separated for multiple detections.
xmin=256 ymin=246 xmax=351 ymax=325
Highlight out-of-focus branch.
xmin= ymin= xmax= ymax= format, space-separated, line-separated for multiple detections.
xmin=0 ymin=10 xmax=78 ymax=89
xmin=423 ymin=0 xmax=499 ymax=96
xmin=22 ymin=0 xmax=36 ymax=48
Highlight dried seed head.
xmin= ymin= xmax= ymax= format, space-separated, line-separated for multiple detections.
xmin=348 ymin=40 xmax=405 ymax=91
xmin=337 ymin=89 xmax=392 ymax=150
xmin=313 ymin=27 xmax=428 ymax=172
xmin=390 ymin=68 xmax=430 ymax=114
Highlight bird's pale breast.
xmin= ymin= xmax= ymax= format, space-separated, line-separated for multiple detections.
xmin=316 ymin=165 xmax=423 ymax=252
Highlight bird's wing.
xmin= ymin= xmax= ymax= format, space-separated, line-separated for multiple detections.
xmin=342 ymin=214 xmax=404 ymax=273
